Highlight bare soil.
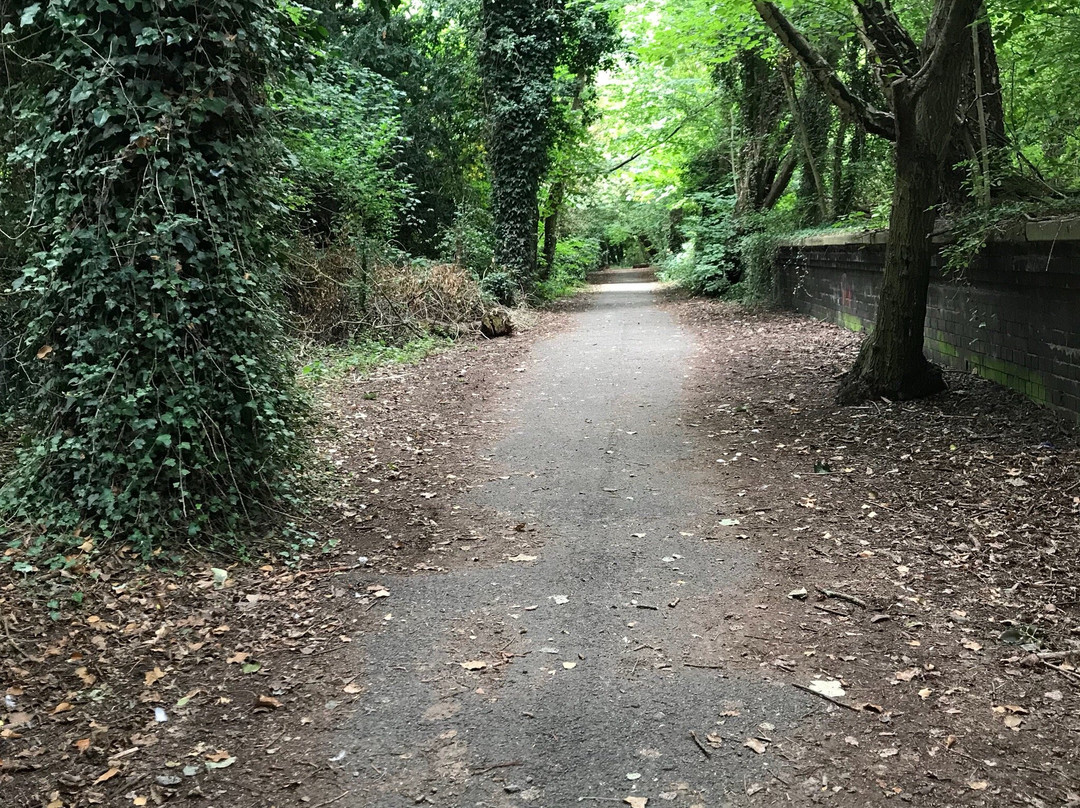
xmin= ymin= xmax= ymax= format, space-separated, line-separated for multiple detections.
xmin=667 ymin=293 xmax=1080 ymax=806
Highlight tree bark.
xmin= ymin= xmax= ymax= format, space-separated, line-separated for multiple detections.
xmin=837 ymin=0 xmax=981 ymax=403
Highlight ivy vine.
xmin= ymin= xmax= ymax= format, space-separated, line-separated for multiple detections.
xmin=0 ymin=0 xmax=308 ymax=554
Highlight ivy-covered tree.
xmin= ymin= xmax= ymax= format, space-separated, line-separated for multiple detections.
xmin=479 ymin=0 xmax=564 ymax=296
xmin=0 ymin=0 xmax=306 ymax=552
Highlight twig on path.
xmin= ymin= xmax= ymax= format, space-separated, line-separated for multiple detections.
xmin=294 ymin=563 xmax=367 ymax=578
xmin=310 ymin=793 xmax=349 ymax=808
xmin=1042 ymin=660 xmax=1080 ymax=685
xmin=815 ymin=587 xmax=868 ymax=609
xmin=812 ymin=604 xmax=850 ymax=617
xmin=684 ymin=662 xmax=724 ymax=670
xmin=472 ymin=760 xmax=523 ymax=776
xmin=792 ymin=683 xmax=861 ymax=713
xmin=689 ymin=730 xmax=713 ymax=759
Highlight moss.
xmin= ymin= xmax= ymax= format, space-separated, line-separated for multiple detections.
xmin=837 ymin=312 xmax=866 ymax=333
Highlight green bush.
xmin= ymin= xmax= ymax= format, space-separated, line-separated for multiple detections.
xmin=480 ymin=271 xmax=518 ymax=306
xmin=660 ymin=193 xmax=739 ymax=296
xmin=534 ymin=237 xmax=601 ymax=300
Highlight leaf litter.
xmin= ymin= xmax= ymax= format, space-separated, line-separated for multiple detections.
xmin=672 ymin=296 xmax=1080 ymax=805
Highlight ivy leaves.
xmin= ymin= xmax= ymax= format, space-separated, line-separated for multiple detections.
xmin=1 ymin=0 xmax=306 ymax=554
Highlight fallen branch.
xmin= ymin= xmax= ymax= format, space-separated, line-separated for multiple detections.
xmin=472 ymin=760 xmax=523 ymax=776
xmin=812 ymin=604 xmax=850 ymax=617
xmin=816 ymin=587 xmax=868 ymax=609
xmin=792 ymin=682 xmax=861 ymax=713
xmin=1042 ymin=660 xmax=1080 ymax=685
xmin=294 ymin=563 xmax=367 ymax=578
xmin=689 ymin=730 xmax=713 ymax=759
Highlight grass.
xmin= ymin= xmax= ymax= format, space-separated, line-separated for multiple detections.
xmin=299 ymin=335 xmax=453 ymax=382
xmin=532 ymin=274 xmax=587 ymax=304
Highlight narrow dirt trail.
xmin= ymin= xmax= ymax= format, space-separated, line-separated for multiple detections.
xmin=341 ymin=269 xmax=807 ymax=806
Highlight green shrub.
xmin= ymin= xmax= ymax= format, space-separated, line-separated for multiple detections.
xmin=480 ymin=271 xmax=518 ymax=306
xmin=534 ymin=237 xmax=601 ymax=300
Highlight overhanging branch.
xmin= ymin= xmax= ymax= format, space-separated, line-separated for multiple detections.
xmin=753 ymin=0 xmax=895 ymax=141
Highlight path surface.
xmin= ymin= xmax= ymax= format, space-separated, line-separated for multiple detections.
xmin=341 ymin=269 xmax=807 ymax=806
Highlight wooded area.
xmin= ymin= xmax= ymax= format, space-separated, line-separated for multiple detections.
xmin=1 ymin=0 xmax=1078 ymax=553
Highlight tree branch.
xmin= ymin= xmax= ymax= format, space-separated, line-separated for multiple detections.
xmin=911 ymin=0 xmax=983 ymax=99
xmin=753 ymin=1 xmax=895 ymax=141
xmin=852 ymin=0 xmax=920 ymax=80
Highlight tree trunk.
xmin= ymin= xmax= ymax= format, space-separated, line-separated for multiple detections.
xmin=837 ymin=96 xmax=946 ymax=403
xmin=837 ymin=9 xmax=976 ymax=403
xmin=541 ymin=181 xmax=565 ymax=277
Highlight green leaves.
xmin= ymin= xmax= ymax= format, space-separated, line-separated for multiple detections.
xmin=1 ymin=0 xmax=306 ymax=555
xmin=19 ymin=4 xmax=41 ymax=27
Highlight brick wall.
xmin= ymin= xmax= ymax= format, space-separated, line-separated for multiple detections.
xmin=774 ymin=222 xmax=1080 ymax=419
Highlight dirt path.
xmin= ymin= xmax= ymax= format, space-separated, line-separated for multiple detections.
xmin=339 ymin=268 xmax=810 ymax=806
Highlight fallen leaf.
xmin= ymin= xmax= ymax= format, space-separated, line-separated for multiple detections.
xmin=744 ymin=738 xmax=767 ymax=754
xmin=144 ymin=667 xmax=166 ymax=687
xmin=918 ymin=688 xmax=932 ymax=700
xmin=894 ymin=668 xmax=920 ymax=682
xmin=1003 ymin=714 xmax=1023 ymax=731
xmin=204 ymin=756 xmax=236 ymax=770
xmin=459 ymin=661 xmax=486 ymax=671
xmin=807 ymin=679 xmax=846 ymax=698
xmin=93 ymin=767 xmax=120 ymax=785
xmin=36 ymin=345 xmax=53 ymax=360
xmin=226 ymin=652 xmax=250 ymax=665
xmin=550 ymin=595 xmax=570 ymax=605
xmin=7 ymin=712 xmax=32 ymax=727
xmin=343 ymin=682 xmax=363 ymax=694
xmin=625 ymin=798 xmax=648 ymax=808
xmin=51 ymin=702 xmax=73 ymax=715
xmin=75 ymin=738 xmax=91 ymax=753
xmin=962 ymin=640 xmax=983 ymax=652
xmin=562 ymin=661 xmax=577 ymax=669
xmin=75 ymin=667 xmax=96 ymax=687
xmin=969 ymin=781 xmax=989 ymax=791
xmin=507 ymin=554 xmax=537 ymax=563
xmin=746 ymin=783 xmax=764 ymax=796
xmin=255 ymin=695 xmax=283 ymax=710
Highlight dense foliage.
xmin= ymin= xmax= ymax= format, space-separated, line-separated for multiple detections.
xmin=0 ymin=0 xmax=307 ymax=554
xmin=2 ymin=0 xmax=1076 ymax=553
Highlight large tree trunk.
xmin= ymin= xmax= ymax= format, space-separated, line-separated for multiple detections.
xmin=837 ymin=93 xmax=946 ymax=403
xmin=480 ymin=0 xmax=563 ymax=291
xmin=837 ymin=1 xmax=979 ymax=402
